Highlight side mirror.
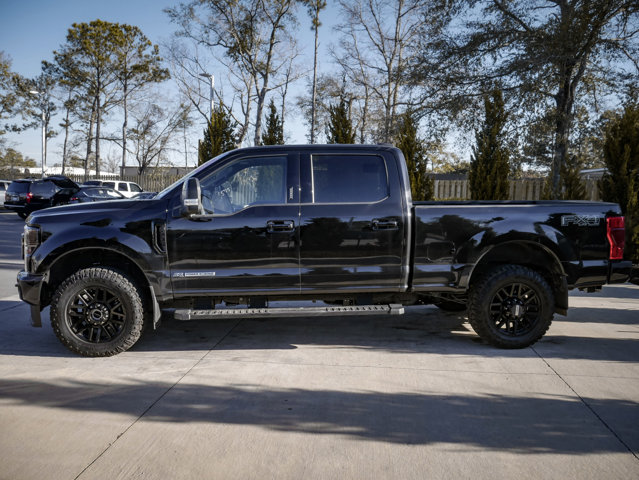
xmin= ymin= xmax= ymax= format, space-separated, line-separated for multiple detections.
xmin=181 ymin=177 xmax=202 ymax=216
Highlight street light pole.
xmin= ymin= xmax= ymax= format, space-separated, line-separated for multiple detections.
xmin=29 ymin=90 xmax=46 ymax=178
xmin=199 ymin=72 xmax=214 ymax=122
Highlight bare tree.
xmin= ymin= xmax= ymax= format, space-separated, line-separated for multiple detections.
xmin=334 ymin=0 xmax=431 ymax=142
xmin=125 ymin=101 xmax=188 ymax=175
xmin=165 ymin=38 xmax=255 ymax=145
xmin=300 ymin=0 xmax=327 ymax=143
xmin=113 ymin=24 xmax=169 ymax=172
xmin=166 ymin=0 xmax=300 ymax=145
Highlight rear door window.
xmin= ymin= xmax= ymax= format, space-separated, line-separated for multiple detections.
xmin=117 ymin=183 xmax=128 ymax=192
xmin=311 ymin=155 xmax=388 ymax=203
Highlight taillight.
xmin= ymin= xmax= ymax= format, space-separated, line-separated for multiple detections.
xmin=26 ymin=192 xmax=33 ymax=204
xmin=607 ymin=216 xmax=625 ymax=260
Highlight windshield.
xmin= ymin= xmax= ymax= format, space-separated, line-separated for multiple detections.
xmin=155 ymin=150 xmax=237 ymax=199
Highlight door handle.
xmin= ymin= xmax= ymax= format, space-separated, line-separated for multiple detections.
xmin=267 ymin=220 xmax=295 ymax=233
xmin=371 ymin=219 xmax=399 ymax=231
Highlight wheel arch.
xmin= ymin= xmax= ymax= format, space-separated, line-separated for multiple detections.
xmin=41 ymin=247 xmax=158 ymax=323
xmin=467 ymin=241 xmax=568 ymax=315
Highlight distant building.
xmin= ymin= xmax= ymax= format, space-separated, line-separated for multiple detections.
xmin=579 ymin=168 xmax=606 ymax=180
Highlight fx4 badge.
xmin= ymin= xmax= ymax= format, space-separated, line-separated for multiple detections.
xmin=561 ymin=215 xmax=602 ymax=227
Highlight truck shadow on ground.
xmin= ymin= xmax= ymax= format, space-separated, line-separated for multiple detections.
xmin=1 ymin=304 xmax=638 ymax=362
xmin=135 ymin=306 xmax=639 ymax=363
xmin=0 ymin=376 xmax=636 ymax=453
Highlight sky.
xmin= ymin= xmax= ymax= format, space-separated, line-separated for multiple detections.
xmin=0 ymin=0 xmax=332 ymax=168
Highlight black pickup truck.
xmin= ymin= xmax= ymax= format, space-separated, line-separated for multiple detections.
xmin=17 ymin=145 xmax=631 ymax=356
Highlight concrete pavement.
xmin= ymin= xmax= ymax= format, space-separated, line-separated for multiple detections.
xmin=0 ymin=209 xmax=638 ymax=479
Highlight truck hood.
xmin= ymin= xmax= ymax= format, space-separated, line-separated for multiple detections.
xmin=28 ymin=199 xmax=148 ymax=222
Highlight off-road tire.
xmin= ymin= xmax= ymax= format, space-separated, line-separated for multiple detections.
xmin=468 ymin=265 xmax=554 ymax=349
xmin=50 ymin=267 xmax=144 ymax=356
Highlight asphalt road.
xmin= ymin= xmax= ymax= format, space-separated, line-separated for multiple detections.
xmin=0 ymin=209 xmax=638 ymax=480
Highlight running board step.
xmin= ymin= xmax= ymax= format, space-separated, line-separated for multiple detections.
xmin=174 ymin=304 xmax=404 ymax=321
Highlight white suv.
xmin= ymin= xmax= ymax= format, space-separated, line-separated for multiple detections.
xmin=0 ymin=180 xmax=10 ymax=206
xmin=83 ymin=180 xmax=143 ymax=198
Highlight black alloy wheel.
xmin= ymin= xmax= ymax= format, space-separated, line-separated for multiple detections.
xmin=488 ymin=282 xmax=541 ymax=336
xmin=468 ymin=265 xmax=554 ymax=348
xmin=66 ymin=285 xmax=127 ymax=344
xmin=51 ymin=267 xmax=145 ymax=356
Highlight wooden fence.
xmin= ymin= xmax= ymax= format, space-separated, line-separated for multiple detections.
xmin=433 ymin=178 xmax=601 ymax=201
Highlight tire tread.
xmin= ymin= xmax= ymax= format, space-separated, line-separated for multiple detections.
xmin=50 ymin=267 xmax=144 ymax=357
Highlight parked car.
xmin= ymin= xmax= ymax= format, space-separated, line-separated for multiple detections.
xmin=132 ymin=191 xmax=157 ymax=199
xmin=0 ymin=180 xmax=10 ymax=207
xmin=69 ymin=186 xmax=126 ymax=203
xmin=81 ymin=180 xmax=143 ymax=198
xmin=4 ymin=176 xmax=79 ymax=219
xmin=16 ymin=144 xmax=632 ymax=356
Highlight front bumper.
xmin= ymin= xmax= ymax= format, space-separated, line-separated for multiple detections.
xmin=17 ymin=270 xmax=45 ymax=327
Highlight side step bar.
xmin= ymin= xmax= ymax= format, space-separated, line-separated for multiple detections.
xmin=174 ymin=304 xmax=405 ymax=321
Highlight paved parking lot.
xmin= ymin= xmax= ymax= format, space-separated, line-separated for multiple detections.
xmin=1 ymin=210 xmax=638 ymax=479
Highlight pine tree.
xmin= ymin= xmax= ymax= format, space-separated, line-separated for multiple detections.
xmin=468 ymin=88 xmax=510 ymax=200
xmin=198 ymin=103 xmax=237 ymax=166
xmin=600 ymin=104 xmax=639 ymax=263
xmin=560 ymin=155 xmax=586 ymax=200
xmin=396 ymin=110 xmax=434 ymax=201
xmin=326 ymin=96 xmax=355 ymax=144
xmin=261 ymin=99 xmax=284 ymax=145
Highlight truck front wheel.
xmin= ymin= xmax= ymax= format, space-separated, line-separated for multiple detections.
xmin=468 ymin=265 xmax=554 ymax=348
xmin=50 ymin=267 xmax=145 ymax=356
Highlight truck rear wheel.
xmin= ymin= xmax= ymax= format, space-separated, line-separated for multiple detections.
xmin=50 ymin=267 xmax=145 ymax=356
xmin=468 ymin=265 xmax=554 ymax=348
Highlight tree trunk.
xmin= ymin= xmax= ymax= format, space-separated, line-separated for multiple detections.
xmin=254 ymin=85 xmax=268 ymax=146
xmin=61 ymin=108 xmax=70 ymax=175
xmin=551 ymin=63 xmax=580 ymax=199
xmin=84 ymin=98 xmax=97 ymax=182
xmin=310 ymin=14 xmax=320 ymax=144
xmin=95 ymin=91 xmax=101 ymax=177
xmin=360 ymin=87 xmax=370 ymax=143
xmin=122 ymin=78 xmax=128 ymax=175
xmin=237 ymin=76 xmax=254 ymax=146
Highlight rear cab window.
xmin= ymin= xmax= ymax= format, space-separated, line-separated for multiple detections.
xmin=310 ymin=154 xmax=389 ymax=203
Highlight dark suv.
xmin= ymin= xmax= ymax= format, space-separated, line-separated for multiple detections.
xmin=4 ymin=176 xmax=80 ymax=219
